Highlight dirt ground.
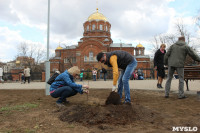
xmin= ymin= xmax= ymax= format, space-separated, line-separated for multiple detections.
xmin=0 ymin=89 xmax=200 ymax=133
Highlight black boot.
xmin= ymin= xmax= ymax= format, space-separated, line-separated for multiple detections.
xmin=157 ymin=83 xmax=161 ymax=88
xmin=160 ymin=84 xmax=163 ymax=88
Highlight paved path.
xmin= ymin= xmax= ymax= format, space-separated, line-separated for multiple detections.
xmin=0 ymin=79 xmax=199 ymax=95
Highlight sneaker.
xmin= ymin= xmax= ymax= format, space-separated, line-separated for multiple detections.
xmin=124 ymin=102 xmax=132 ymax=105
xmin=56 ymin=102 xmax=65 ymax=107
xmin=178 ymin=96 xmax=187 ymax=99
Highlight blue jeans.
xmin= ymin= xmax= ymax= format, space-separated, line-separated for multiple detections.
xmin=51 ymin=86 xmax=77 ymax=103
xmin=118 ymin=58 xmax=137 ymax=103
xmin=104 ymin=73 xmax=107 ymax=81
xmin=93 ymin=75 xmax=96 ymax=81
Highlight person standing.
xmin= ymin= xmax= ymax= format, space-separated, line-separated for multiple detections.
xmin=92 ymin=68 xmax=97 ymax=81
xmin=80 ymin=71 xmax=83 ymax=81
xmin=24 ymin=66 xmax=31 ymax=84
xmin=164 ymin=36 xmax=200 ymax=99
xmin=154 ymin=44 xmax=166 ymax=88
xmin=50 ymin=66 xmax=89 ymax=106
xmin=102 ymin=67 xmax=107 ymax=81
xmin=97 ymin=50 xmax=137 ymax=105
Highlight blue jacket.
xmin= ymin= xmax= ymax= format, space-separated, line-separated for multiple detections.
xmin=50 ymin=70 xmax=83 ymax=94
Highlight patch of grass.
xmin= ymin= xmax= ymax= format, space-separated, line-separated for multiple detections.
xmin=0 ymin=129 xmax=13 ymax=133
xmin=0 ymin=103 xmax=38 ymax=112
xmin=67 ymin=124 xmax=75 ymax=128
xmin=24 ymin=129 xmax=37 ymax=133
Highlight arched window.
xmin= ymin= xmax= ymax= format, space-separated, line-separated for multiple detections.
xmin=139 ymin=50 xmax=141 ymax=55
xmin=92 ymin=24 xmax=95 ymax=30
xmin=99 ymin=24 xmax=103 ymax=30
xmin=87 ymin=25 xmax=89 ymax=31
xmin=105 ymin=26 xmax=108 ymax=31
xmin=89 ymin=51 xmax=93 ymax=61
xmin=84 ymin=56 xmax=87 ymax=61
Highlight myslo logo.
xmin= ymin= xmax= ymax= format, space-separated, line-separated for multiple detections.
xmin=172 ymin=127 xmax=198 ymax=132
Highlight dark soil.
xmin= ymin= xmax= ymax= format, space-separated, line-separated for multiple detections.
xmin=0 ymin=89 xmax=200 ymax=133
xmin=105 ymin=91 xmax=121 ymax=105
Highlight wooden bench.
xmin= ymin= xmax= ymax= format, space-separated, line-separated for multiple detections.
xmin=184 ymin=65 xmax=200 ymax=91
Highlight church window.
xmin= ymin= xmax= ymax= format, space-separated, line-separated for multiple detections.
xmin=87 ymin=25 xmax=89 ymax=31
xmin=64 ymin=58 xmax=69 ymax=63
xmin=139 ymin=50 xmax=141 ymax=55
xmin=105 ymin=26 xmax=108 ymax=31
xmin=100 ymin=24 xmax=103 ymax=30
xmin=84 ymin=56 xmax=87 ymax=61
xmin=92 ymin=24 xmax=95 ymax=30
xmin=89 ymin=51 xmax=93 ymax=61
xmin=56 ymin=51 xmax=61 ymax=57
xmin=72 ymin=57 xmax=76 ymax=63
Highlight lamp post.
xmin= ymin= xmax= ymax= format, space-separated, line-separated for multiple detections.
xmin=45 ymin=0 xmax=50 ymax=95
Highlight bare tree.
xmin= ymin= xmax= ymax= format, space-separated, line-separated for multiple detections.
xmin=17 ymin=42 xmax=28 ymax=56
xmin=175 ymin=19 xmax=191 ymax=45
xmin=16 ymin=42 xmax=46 ymax=71
xmin=150 ymin=34 xmax=169 ymax=53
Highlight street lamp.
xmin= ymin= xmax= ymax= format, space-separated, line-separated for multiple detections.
xmin=45 ymin=0 xmax=50 ymax=95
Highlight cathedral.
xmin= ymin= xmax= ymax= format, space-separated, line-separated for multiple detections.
xmin=50 ymin=8 xmax=150 ymax=76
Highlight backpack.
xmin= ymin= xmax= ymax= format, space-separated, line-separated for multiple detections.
xmin=47 ymin=73 xmax=60 ymax=85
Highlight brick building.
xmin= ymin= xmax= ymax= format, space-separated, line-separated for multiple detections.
xmin=50 ymin=8 xmax=150 ymax=77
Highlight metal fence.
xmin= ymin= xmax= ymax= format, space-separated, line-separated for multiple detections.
xmin=2 ymin=68 xmax=156 ymax=81
xmin=3 ymin=72 xmax=42 ymax=81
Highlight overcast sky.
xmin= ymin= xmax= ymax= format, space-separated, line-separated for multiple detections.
xmin=0 ymin=0 xmax=199 ymax=62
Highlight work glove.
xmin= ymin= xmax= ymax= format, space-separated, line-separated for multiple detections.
xmin=112 ymin=85 xmax=117 ymax=92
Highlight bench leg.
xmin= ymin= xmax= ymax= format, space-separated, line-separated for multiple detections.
xmin=184 ymin=79 xmax=189 ymax=91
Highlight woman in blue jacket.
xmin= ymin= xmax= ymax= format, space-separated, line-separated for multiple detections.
xmin=50 ymin=66 xmax=89 ymax=106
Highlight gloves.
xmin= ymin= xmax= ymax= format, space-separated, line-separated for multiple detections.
xmin=112 ymin=85 xmax=117 ymax=92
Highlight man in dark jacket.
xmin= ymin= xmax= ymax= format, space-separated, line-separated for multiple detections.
xmin=97 ymin=50 xmax=137 ymax=105
xmin=154 ymin=44 xmax=166 ymax=88
xmin=164 ymin=36 xmax=200 ymax=99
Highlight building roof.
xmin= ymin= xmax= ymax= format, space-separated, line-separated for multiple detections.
xmin=88 ymin=8 xmax=107 ymax=21
xmin=64 ymin=45 xmax=77 ymax=49
xmin=110 ymin=43 xmax=133 ymax=48
xmin=136 ymin=43 xmax=144 ymax=48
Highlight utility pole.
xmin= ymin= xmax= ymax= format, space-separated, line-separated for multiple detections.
xmin=45 ymin=0 xmax=50 ymax=95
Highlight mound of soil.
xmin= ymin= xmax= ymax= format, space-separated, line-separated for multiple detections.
xmin=60 ymin=104 xmax=136 ymax=126
xmin=59 ymin=104 xmax=163 ymax=126
xmin=105 ymin=91 xmax=121 ymax=105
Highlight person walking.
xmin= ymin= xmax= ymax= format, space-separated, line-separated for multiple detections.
xmin=154 ymin=44 xmax=166 ymax=88
xmin=164 ymin=36 xmax=200 ymax=99
xmin=21 ymin=73 xmax=25 ymax=84
xmin=97 ymin=50 xmax=137 ymax=105
xmin=24 ymin=66 xmax=31 ymax=84
xmin=50 ymin=66 xmax=89 ymax=107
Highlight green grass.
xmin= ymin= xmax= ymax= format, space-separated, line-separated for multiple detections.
xmin=0 ymin=103 xmax=38 ymax=112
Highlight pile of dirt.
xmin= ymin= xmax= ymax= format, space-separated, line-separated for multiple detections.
xmin=59 ymin=104 xmax=163 ymax=126
xmin=105 ymin=91 xmax=121 ymax=105
xmin=59 ymin=104 xmax=136 ymax=126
